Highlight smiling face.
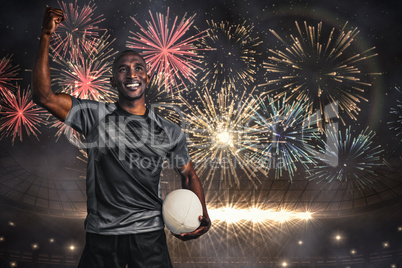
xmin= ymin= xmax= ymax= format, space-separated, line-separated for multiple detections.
xmin=110 ymin=51 xmax=149 ymax=102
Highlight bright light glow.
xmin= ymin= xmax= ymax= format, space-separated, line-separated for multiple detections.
xmin=70 ymin=245 xmax=76 ymax=251
xmin=0 ymin=237 xmax=4 ymax=242
xmin=336 ymin=235 xmax=341 ymax=240
xmin=350 ymin=249 xmax=356 ymax=255
xmin=298 ymin=212 xmax=312 ymax=220
xmin=298 ymin=240 xmax=303 ymax=245
xmin=178 ymin=88 xmax=266 ymax=188
xmin=383 ymin=242 xmax=389 ymax=248
xmin=49 ymin=238 xmax=55 ymax=243
xmin=282 ymin=262 xmax=288 ymax=267
xmin=32 ymin=243 xmax=38 ymax=249
xmin=8 ymin=221 xmax=15 ymax=227
xmin=9 ymin=261 xmax=17 ymax=267
xmin=208 ymin=206 xmax=313 ymax=223
xmin=215 ymin=131 xmax=232 ymax=146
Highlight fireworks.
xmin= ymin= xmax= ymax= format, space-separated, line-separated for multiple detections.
xmin=308 ymin=126 xmax=383 ymax=189
xmin=388 ymin=87 xmax=402 ymax=139
xmin=126 ymin=8 xmax=207 ymax=93
xmin=50 ymin=33 xmax=117 ymax=143
xmin=52 ymin=0 xmax=105 ymax=58
xmin=49 ymin=116 xmax=84 ymax=147
xmin=209 ymin=206 xmax=312 ymax=223
xmin=145 ymin=78 xmax=177 ymax=107
xmin=251 ymin=95 xmax=319 ymax=180
xmin=262 ymin=21 xmax=378 ymax=125
xmin=51 ymin=33 xmax=118 ymax=102
xmin=198 ymin=20 xmax=262 ymax=93
xmin=0 ymin=55 xmax=20 ymax=97
xmin=174 ymin=87 xmax=267 ymax=188
xmin=0 ymin=86 xmax=48 ymax=143
xmin=77 ymin=148 xmax=88 ymax=164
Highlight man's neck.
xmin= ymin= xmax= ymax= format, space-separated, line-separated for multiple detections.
xmin=117 ymin=98 xmax=147 ymax=115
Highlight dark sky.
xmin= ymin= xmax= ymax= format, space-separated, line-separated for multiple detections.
xmin=0 ymin=0 xmax=401 ymax=201
xmin=0 ymin=0 xmax=401 ymax=196
xmin=0 ymin=0 xmax=402 ymax=265
xmin=1 ymin=0 xmax=401 ymax=170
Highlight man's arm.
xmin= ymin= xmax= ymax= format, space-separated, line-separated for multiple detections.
xmin=175 ymin=160 xmax=211 ymax=241
xmin=32 ymin=7 xmax=72 ymax=121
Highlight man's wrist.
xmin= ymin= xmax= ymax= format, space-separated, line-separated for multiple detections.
xmin=40 ymin=32 xmax=52 ymax=40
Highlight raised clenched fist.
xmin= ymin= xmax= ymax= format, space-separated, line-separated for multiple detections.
xmin=41 ymin=7 xmax=64 ymax=36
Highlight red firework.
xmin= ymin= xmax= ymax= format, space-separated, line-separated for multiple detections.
xmin=49 ymin=34 xmax=117 ymax=143
xmin=0 ymin=86 xmax=48 ymax=143
xmin=126 ymin=8 xmax=207 ymax=93
xmin=52 ymin=0 xmax=105 ymax=58
xmin=57 ymin=57 xmax=115 ymax=101
xmin=52 ymin=35 xmax=118 ymax=102
xmin=0 ymin=55 xmax=21 ymax=97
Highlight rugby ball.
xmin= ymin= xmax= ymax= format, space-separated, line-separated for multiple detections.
xmin=162 ymin=189 xmax=203 ymax=235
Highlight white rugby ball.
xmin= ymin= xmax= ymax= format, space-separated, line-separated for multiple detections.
xmin=162 ymin=189 xmax=203 ymax=235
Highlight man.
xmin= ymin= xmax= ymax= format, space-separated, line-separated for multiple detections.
xmin=32 ymin=7 xmax=210 ymax=268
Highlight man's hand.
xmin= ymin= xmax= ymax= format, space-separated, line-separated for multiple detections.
xmin=173 ymin=215 xmax=211 ymax=241
xmin=175 ymin=161 xmax=211 ymax=241
xmin=41 ymin=7 xmax=64 ymax=36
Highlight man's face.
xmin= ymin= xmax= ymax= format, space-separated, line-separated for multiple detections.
xmin=111 ymin=52 xmax=149 ymax=101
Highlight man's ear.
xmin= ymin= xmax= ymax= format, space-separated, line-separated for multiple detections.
xmin=110 ymin=77 xmax=116 ymax=88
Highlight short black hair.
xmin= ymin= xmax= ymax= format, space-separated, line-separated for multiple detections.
xmin=112 ymin=49 xmax=146 ymax=74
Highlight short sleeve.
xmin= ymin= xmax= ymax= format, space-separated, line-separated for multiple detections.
xmin=64 ymin=97 xmax=105 ymax=137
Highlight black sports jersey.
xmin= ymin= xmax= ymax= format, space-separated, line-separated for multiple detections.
xmin=65 ymin=97 xmax=190 ymax=235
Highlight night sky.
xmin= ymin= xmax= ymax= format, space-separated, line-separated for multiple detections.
xmin=0 ymin=0 xmax=402 ymax=267
xmin=1 ymin=0 xmax=401 ymax=181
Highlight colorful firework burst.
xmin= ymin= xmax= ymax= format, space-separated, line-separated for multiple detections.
xmin=198 ymin=20 xmax=262 ymax=93
xmin=145 ymin=78 xmax=176 ymax=107
xmin=388 ymin=87 xmax=402 ymax=140
xmin=308 ymin=126 xmax=383 ymax=189
xmin=0 ymin=55 xmax=20 ymax=97
xmin=0 ymin=86 xmax=48 ymax=144
xmin=51 ymin=32 xmax=118 ymax=102
xmin=48 ymin=116 xmax=84 ymax=147
xmin=251 ymin=95 xmax=320 ymax=180
xmin=126 ymin=8 xmax=207 ymax=93
xmin=52 ymin=0 xmax=105 ymax=58
xmin=262 ymin=21 xmax=379 ymax=125
xmin=172 ymin=87 xmax=267 ymax=188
